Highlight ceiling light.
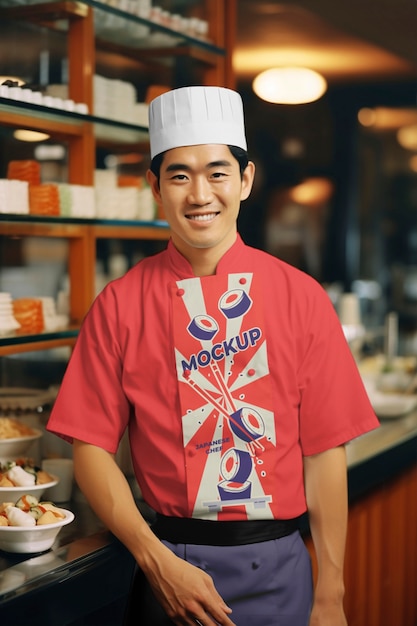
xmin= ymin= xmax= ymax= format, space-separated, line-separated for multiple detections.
xmin=397 ymin=124 xmax=417 ymax=151
xmin=357 ymin=108 xmax=377 ymax=127
xmin=253 ymin=67 xmax=327 ymax=105
xmin=289 ymin=177 xmax=334 ymax=206
xmin=14 ymin=129 xmax=50 ymax=142
xmin=358 ymin=107 xmax=417 ymax=130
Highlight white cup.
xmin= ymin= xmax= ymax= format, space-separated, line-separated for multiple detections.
xmin=41 ymin=458 xmax=74 ymax=503
xmin=338 ymin=293 xmax=361 ymax=325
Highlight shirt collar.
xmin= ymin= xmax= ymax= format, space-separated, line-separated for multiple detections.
xmin=166 ymin=235 xmax=246 ymax=279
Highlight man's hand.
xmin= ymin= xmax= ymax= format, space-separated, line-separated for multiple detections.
xmin=72 ymin=442 xmax=234 ymax=625
xmin=145 ymin=547 xmax=235 ymax=625
xmin=309 ymin=598 xmax=347 ymax=626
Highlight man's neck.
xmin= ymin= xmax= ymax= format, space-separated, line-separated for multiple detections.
xmin=172 ymin=232 xmax=237 ymax=277
xmin=186 ymin=247 xmax=222 ymax=276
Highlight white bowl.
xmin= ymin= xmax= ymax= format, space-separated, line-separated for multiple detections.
xmin=0 ymin=477 xmax=59 ymax=504
xmin=0 ymin=508 xmax=74 ymax=553
xmin=0 ymin=428 xmax=43 ymax=462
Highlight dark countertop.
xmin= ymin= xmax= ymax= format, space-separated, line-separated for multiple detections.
xmin=0 ymin=497 xmax=155 ymax=625
xmin=0 ymin=412 xmax=416 ymax=625
xmin=346 ymin=410 xmax=417 ymax=499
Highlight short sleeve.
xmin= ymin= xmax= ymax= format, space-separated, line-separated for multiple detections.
xmin=47 ymin=284 xmax=131 ymax=453
xmin=297 ymin=288 xmax=379 ymax=455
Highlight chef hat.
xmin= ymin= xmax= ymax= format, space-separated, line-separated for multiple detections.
xmin=148 ymin=85 xmax=247 ymax=159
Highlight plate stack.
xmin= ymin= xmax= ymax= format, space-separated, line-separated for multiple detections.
xmin=0 ymin=292 xmax=21 ymax=336
xmin=39 ymin=297 xmax=69 ymax=331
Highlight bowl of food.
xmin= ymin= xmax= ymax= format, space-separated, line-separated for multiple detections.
xmin=0 ymin=417 xmax=42 ymax=462
xmin=0 ymin=478 xmax=59 ymax=504
xmin=0 ymin=496 xmax=74 ymax=553
xmin=0 ymin=461 xmax=58 ymax=502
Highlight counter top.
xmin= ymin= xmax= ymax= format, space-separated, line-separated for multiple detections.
xmin=0 ymin=498 xmax=157 ymax=625
xmin=0 ymin=411 xmax=416 ymax=625
xmin=346 ymin=410 xmax=417 ymax=468
xmin=346 ymin=409 xmax=417 ymax=500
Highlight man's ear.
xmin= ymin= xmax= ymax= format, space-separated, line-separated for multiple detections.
xmin=146 ymin=169 xmax=162 ymax=203
xmin=240 ymin=161 xmax=256 ymax=202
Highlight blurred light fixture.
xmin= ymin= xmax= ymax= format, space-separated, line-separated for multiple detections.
xmin=14 ymin=129 xmax=50 ymax=142
xmin=397 ymin=124 xmax=417 ymax=151
xmin=409 ymin=155 xmax=417 ymax=173
xmin=357 ymin=108 xmax=377 ymax=127
xmin=358 ymin=107 xmax=417 ymax=130
xmin=289 ymin=177 xmax=334 ymax=206
xmin=253 ymin=67 xmax=327 ymax=104
xmin=281 ymin=137 xmax=305 ymax=159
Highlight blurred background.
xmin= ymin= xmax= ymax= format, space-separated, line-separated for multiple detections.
xmin=234 ymin=1 xmax=417 ymax=350
xmin=0 ymin=0 xmax=416 ymax=356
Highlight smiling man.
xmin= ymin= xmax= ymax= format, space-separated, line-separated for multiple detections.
xmin=47 ymin=86 xmax=379 ymax=626
xmin=148 ymin=144 xmax=254 ymax=275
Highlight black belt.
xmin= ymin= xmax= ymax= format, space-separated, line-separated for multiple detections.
xmin=152 ymin=514 xmax=300 ymax=546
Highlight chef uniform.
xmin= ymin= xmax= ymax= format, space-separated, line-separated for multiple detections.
xmin=47 ymin=86 xmax=379 ymax=625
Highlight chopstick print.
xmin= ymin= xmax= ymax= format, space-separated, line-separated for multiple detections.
xmin=182 ymin=369 xmax=265 ymax=453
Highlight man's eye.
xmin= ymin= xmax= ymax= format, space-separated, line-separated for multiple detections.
xmin=211 ymin=171 xmax=227 ymax=178
xmin=171 ymin=174 xmax=188 ymax=180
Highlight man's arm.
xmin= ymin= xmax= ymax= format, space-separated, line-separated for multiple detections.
xmin=73 ymin=440 xmax=235 ymax=626
xmin=303 ymin=445 xmax=348 ymax=626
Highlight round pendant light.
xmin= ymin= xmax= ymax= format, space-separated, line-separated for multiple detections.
xmin=397 ymin=124 xmax=417 ymax=151
xmin=13 ymin=129 xmax=50 ymax=142
xmin=253 ymin=67 xmax=327 ymax=105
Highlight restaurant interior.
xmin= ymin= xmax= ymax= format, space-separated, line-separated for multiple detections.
xmin=0 ymin=1 xmax=416 ymax=624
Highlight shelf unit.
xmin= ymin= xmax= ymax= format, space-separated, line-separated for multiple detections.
xmin=0 ymin=0 xmax=236 ymax=358
xmin=0 ymin=215 xmax=170 ymax=354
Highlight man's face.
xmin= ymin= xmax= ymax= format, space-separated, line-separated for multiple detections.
xmin=147 ymin=144 xmax=255 ymax=266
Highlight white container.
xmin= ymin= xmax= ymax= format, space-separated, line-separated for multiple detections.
xmin=338 ymin=292 xmax=361 ymax=325
xmin=41 ymin=458 xmax=74 ymax=502
xmin=0 ymin=508 xmax=74 ymax=553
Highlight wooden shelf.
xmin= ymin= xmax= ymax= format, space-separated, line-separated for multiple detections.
xmin=0 ymin=0 xmax=225 ymax=57
xmin=0 ymin=0 xmax=234 ymax=360
xmin=0 ymin=1 xmax=88 ymax=23
xmin=0 ymin=330 xmax=79 ymax=357
xmin=0 ymin=216 xmax=170 ymax=339
xmin=0 ymin=215 xmax=169 ymax=238
xmin=0 ymin=98 xmax=149 ymax=140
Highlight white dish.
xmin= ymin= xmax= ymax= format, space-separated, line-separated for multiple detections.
xmin=0 ymin=428 xmax=43 ymax=462
xmin=372 ymin=395 xmax=417 ymax=419
xmin=0 ymin=477 xmax=59 ymax=504
xmin=0 ymin=508 xmax=74 ymax=553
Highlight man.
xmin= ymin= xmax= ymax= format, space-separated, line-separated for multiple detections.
xmin=47 ymin=86 xmax=379 ymax=626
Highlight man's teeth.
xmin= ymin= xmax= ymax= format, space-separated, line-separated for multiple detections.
xmin=188 ymin=213 xmax=217 ymax=221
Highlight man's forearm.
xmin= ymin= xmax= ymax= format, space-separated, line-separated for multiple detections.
xmin=72 ymin=440 xmax=164 ymax=566
xmin=303 ymin=446 xmax=348 ymax=602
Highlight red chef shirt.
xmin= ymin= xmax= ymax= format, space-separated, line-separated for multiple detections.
xmin=47 ymin=235 xmax=379 ymax=520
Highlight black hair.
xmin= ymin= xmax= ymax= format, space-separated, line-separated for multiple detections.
xmin=150 ymin=145 xmax=249 ymax=183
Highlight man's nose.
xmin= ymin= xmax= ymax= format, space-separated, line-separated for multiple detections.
xmin=187 ymin=177 xmax=213 ymax=205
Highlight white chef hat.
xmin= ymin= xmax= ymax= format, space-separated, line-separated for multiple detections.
xmin=148 ymin=85 xmax=247 ymax=159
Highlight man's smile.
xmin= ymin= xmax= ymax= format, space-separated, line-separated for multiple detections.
xmin=186 ymin=212 xmax=220 ymax=221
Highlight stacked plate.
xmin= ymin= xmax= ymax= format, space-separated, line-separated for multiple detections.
xmin=0 ymin=416 xmax=58 ymax=504
xmin=39 ymin=297 xmax=69 ymax=332
xmin=0 ymin=292 xmax=20 ymax=337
